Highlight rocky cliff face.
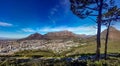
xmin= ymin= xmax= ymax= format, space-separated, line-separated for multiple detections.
xmin=44 ymin=30 xmax=76 ymax=39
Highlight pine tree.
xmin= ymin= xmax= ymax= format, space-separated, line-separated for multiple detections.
xmin=102 ymin=0 xmax=120 ymax=60
xmin=70 ymin=0 xmax=120 ymax=60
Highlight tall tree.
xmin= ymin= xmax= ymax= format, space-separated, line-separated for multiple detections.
xmin=70 ymin=0 xmax=120 ymax=60
xmin=102 ymin=1 xmax=120 ymax=60
xmin=70 ymin=0 xmax=104 ymax=60
xmin=103 ymin=21 xmax=111 ymax=60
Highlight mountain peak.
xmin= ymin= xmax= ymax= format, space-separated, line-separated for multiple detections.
xmin=109 ymin=26 xmax=117 ymax=31
xmin=31 ymin=32 xmax=41 ymax=36
xmin=22 ymin=33 xmax=43 ymax=40
xmin=101 ymin=27 xmax=120 ymax=40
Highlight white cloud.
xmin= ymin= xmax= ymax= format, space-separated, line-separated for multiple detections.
xmin=22 ymin=26 xmax=102 ymax=35
xmin=60 ymin=0 xmax=70 ymax=13
xmin=0 ymin=22 xmax=13 ymax=27
xmin=50 ymin=5 xmax=59 ymax=15
xmin=40 ymin=26 xmax=94 ymax=32
xmin=50 ymin=8 xmax=58 ymax=15
xmin=48 ymin=5 xmax=60 ymax=24
xmin=60 ymin=0 xmax=70 ymax=6
xmin=113 ymin=22 xmax=120 ymax=30
xmin=48 ymin=16 xmax=56 ymax=24
xmin=22 ymin=28 xmax=36 ymax=32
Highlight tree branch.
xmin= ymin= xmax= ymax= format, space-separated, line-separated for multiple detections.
xmin=89 ymin=14 xmax=98 ymax=16
xmin=88 ymin=17 xmax=96 ymax=22
xmin=102 ymin=17 xmax=120 ymax=22
xmin=85 ymin=6 xmax=99 ymax=11
xmin=95 ymin=0 xmax=99 ymax=7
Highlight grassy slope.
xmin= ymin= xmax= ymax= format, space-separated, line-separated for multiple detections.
xmin=14 ymin=49 xmax=57 ymax=57
xmin=63 ymin=40 xmax=120 ymax=56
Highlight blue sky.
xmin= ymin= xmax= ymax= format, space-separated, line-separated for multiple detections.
xmin=0 ymin=0 xmax=120 ymax=38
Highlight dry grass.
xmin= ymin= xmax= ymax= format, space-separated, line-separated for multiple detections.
xmin=64 ymin=40 xmax=120 ymax=56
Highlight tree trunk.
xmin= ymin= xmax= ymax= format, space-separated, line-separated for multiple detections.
xmin=96 ymin=0 xmax=103 ymax=61
xmin=104 ymin=22 xmax=111 ymax=60
xmin=96 ymin=20 xmax=101 ymax=61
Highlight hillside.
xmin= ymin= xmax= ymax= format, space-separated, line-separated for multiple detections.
xmin=21 ymin=33 xmax=44 ymax=40
xmin=101 ymin=27 xmax=120 ymax=40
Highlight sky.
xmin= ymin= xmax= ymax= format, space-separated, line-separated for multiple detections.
xmin=0 ymin=0 xmax=120 ymax=38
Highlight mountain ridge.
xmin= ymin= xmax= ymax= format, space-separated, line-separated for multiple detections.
xmin=20 ymin=27 xmax=120 ymax=40
xmin=1 ymin=27 xmax=120 ymax=40
xmin=20 ymin=30 xmax=89 ymax=40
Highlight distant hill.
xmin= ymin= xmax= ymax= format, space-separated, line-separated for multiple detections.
xmin=21 ymin=33 xmax=44 ymax=40
xmin=101 ymin=27 xmax=120 ymax=40
xmin=0 ymin=37 xmax=8 ymax=40
xmin=79 ymin=27 xmax=120 ymax=42
xmin=20 ymin=30 xmax=90 ymax=40
xmin=0 ymin=37 xmax=18 ymax=40
xmin=75 ymin=34 xmax=92 ymax=38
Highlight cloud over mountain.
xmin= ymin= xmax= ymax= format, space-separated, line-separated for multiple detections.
xmin=21 ymin=26 xmax=97 ymax=35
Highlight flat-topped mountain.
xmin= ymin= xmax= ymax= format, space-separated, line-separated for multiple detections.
xmin=22 ymin=27 xmax=120 ymax=40
xmin=20 ymin=30 xmax=90 ymax=40
xmin=44 ymin=30 xmax=76 ymax=39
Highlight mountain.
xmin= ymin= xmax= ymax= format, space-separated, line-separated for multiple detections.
xmin=44 ymin=30 xmax=76 ymax=39
xmin=22 ymin=33 xmax=43 ymax=40
xmin=101 ymin=27 xmax=120 ymax=40
xmin=19 ymin=30 xmax=91 ymax=40
xmin=75 ymin=34 xmax=92 ymax=38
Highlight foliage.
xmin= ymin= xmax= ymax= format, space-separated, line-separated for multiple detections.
xmin=0 ymin=57 xmax=120 ymax=66
xmin=70 ymin=0 xmax=120 ymax=60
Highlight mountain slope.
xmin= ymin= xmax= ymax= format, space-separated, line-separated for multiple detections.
xmin=101 ymin=27 xmax=120 ymax=40
xmin=22 ymin=33 xmax=43 ymax=40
